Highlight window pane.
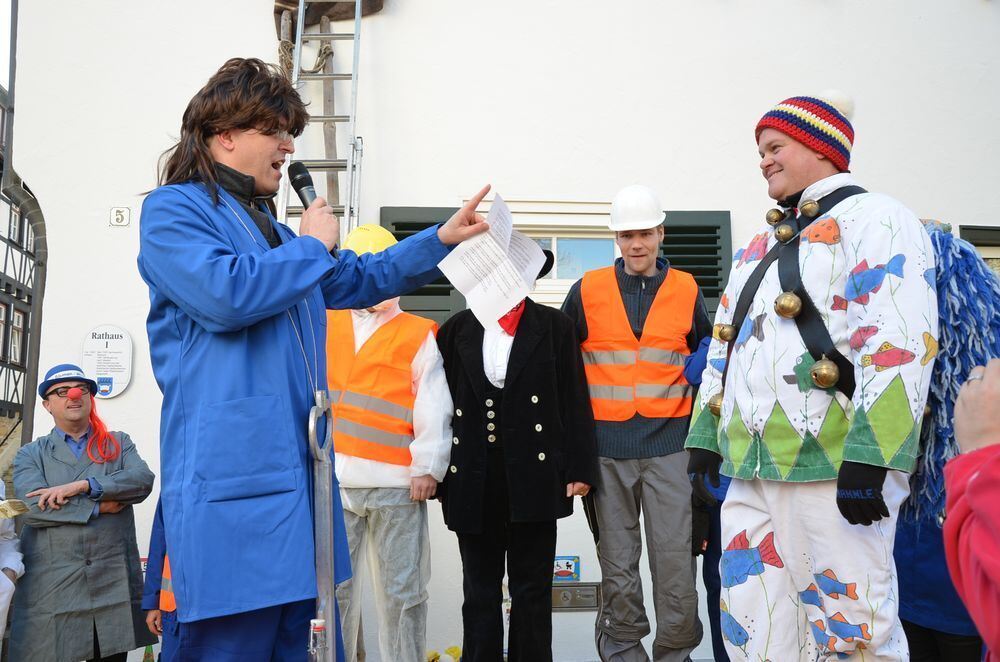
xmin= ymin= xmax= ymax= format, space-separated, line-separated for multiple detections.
xmin=10 ymin=309 xmax=22 ymax=365
xmin=532 ymin=237 xmax=553 ymax=279
xmin=556 ymin=238 xmax=614 ymax=280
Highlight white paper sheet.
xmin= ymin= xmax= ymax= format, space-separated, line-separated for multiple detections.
xmin=438 ymin=195 xmax=545 ymax=330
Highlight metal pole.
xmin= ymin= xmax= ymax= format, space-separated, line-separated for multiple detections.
xmin=344 ymin=0 xmax=362 ymax=235
xmin=307 ymin=389 xmax=336 ymax=662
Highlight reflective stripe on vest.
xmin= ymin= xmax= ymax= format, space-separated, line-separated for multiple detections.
xmin=580 ymin=266 xmax=698 ymax=421
xmin=159 ymin=554 xmax=177 ymax=612
xmin=328 ymin=389 xmax=415 ymax=424
xmin=327 ymin=310 xmax=437 ymax=466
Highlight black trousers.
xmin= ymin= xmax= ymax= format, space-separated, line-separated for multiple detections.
xmin=902 ymin=619 xmax=982 ymax=662
xmin=456 ymin=446 xmax=557 ymax=662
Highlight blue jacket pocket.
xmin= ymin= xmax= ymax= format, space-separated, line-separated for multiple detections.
xmin=193 ymin=394 xmax=301 ymax=501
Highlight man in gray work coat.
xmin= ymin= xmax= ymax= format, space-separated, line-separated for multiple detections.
xmin=10 ymin=363 xmax=156 ymax=662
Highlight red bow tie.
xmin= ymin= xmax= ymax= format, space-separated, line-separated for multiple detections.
xmin=498 ymin=300 xmax=526 ymax=335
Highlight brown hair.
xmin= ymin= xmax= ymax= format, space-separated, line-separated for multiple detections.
xmin=157 ymin=58 xmax=308 ymax=201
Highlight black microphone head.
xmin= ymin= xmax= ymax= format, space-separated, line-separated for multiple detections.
xmin=288 ymin=161 xmax=314 ymax=190
xmin=288 ymin=161 xmax=317 ymax=206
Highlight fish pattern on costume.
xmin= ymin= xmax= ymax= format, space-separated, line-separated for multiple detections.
xmin=721 ymin=530 xmax=783 ymax=588
xmin=810 ymin=619 xmax=838 ymax=650
xmin=720 ymin=292 xmax=730 ymax=310
xmin=813 ymin=569 xmax=858 ymax=600
xmin=849 ymin=325 xmax=878 ymax=351
xmin=686 ymin=173 xmax=938 ymax=483
xmin=921 ymin=332 xmax=938 ymax=366
xmin=844 ymin=255 xmax=906 ymax=303
xmin=781 ymin=352 xmax=836 ymax=394
xmin=860 ymin=342 xmax=916 ymax=371
xmin=719 ymin=600 xmax=750 ymax=647
xmin=801 ymin=216 xmax=841 ymax=245
xmin=799 ymin=583 xmax=824 ymax=608
xmin=832 ymin=256 xmax=906 ymax=310
xmin=827 ymin=612 xmax=872 ymax=642
xmin=738 ymin=232 xmax=769 ymax=266
xmin=734 ymin=312 xmax=766 ymax=350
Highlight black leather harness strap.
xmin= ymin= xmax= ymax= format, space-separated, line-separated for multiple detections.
xmin=718 ymin=185 xmax=867 ymax=397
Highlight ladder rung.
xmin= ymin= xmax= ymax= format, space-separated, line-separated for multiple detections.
xmin=299 ymin=159 xmax=348 ymax=170
xmin=300 ymin=33 xmax=355 ymax=41
xmin=307 ymin=115 xmax=350 ymax=123
xmin=299 ymin=73 xmax=353 ymax=81
xmin=287 ymin=205 xmax=346 ymax=216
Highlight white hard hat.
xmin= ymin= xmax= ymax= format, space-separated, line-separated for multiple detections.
xmin=609 ymin=185 xmax=665 ymax=232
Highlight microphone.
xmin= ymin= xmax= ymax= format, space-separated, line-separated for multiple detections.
xmin=288 ymin=161 xmax=338 ymax=256
xmin=288 ymin=161 xmax=317 ymax=207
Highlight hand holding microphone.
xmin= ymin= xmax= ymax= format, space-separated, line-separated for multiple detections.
xmin=289 ymin=162 xmax=340 ymax=253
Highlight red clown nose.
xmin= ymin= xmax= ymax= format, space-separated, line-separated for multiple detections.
xmin=66 ymin=387 xmax=84 ymax=401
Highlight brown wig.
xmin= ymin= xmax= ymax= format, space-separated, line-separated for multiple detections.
xmin=157 ymin=58 xmax=309 ymax=202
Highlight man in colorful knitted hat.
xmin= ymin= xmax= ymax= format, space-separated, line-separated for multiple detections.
xmin=686 ymin=93 xmax=938 ymax=660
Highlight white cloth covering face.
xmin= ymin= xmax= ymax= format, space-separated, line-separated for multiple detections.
xmin=334 ymin=301 xmax=453 ymax=488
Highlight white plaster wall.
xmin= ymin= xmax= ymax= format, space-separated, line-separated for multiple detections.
xmin=10 ymin=1 xmax=1000 ymax=660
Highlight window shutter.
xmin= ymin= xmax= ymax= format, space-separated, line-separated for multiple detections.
xmin=661 ymin=211 xmax=732 ymax=317
xmin=380 ymin=206 xmax=466 ymax=325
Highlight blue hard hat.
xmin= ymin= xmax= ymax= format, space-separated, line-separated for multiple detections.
xmin=38 ymin=363 xmax=98 ymax=397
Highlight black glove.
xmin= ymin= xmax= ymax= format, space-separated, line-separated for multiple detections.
xmin=836 ymin=461 xmax=889 ymax=526
xmin=688 ymin=448 xmax=722 ymax=506
xmin=691 ymin=492 xmax=712 ymax=557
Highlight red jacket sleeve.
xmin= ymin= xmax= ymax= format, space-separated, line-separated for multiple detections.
xmin=944 ymin=444 xmax=1000 ymax=654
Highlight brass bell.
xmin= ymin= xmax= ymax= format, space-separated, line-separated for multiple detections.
xmin=774 ymin=223 xmax=796 ymax=243
xmin=765 ymin=208 xmax=785 ymax=226
xmin=800 ymin=199 xmax=820 ymax=218
xmin=810 ymin=355 xmax=840 ymax=389
xmin=714 ymin=323 xmax=737 ymax=342
xmin=774 ymin=292 xmax=802 ymax=319
xmin=707 ymin=391 xmax=724 ymax=416
xmin=924 ymin=404 xmax=932 ymax=418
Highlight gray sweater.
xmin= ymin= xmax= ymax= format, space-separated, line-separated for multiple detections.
xmin=561 ymin=258 xmax=712 ymax=459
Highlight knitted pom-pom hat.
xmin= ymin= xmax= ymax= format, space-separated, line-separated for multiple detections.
xmin=756 ymin=91 xmax=855 ymax=172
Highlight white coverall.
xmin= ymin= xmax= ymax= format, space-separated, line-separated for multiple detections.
xmin=335 ymin=301 xmax=453 ymax=662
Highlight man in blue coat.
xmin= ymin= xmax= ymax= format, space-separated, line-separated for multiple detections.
xmin=137 ymin=58 xmax=488 ymax=660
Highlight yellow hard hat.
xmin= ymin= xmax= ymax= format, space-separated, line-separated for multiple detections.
xmin=343 ymin=224 xmax=398 ymax=255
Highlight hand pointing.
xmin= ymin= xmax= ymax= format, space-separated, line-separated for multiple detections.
xmin=437 ymin=184 xmax=491 ymax=245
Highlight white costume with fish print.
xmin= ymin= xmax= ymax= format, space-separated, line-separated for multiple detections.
xmin=686 ymin=173 xmax=938 ymax=661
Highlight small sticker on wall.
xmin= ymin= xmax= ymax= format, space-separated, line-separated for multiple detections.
xmin=553 ymin=555 xmax=580 ymax=582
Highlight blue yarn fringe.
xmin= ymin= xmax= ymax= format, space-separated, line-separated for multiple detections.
xmin=901 ymin=227 xmax=1000 ymax=522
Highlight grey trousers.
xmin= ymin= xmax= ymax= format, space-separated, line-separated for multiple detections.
xmin=594 ymin=453 xmax=702 ymax=662
xmin=336 ymin=487 xmax=430 ymax=662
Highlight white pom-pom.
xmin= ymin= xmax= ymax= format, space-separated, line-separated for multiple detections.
xmin=818 ymin=89 xmax=855 ymax=120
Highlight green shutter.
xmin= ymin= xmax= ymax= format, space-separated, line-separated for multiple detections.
xmin=380 ymin=206 xmax=466 ymax=325
xmin=661 ymin=211 xmax=732 ymax=316
xmin=382 ymin=206 xmax=733 ymax=322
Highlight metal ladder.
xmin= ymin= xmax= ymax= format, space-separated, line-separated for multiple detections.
xmin=278 ymin=0 xmax=364 ymax=242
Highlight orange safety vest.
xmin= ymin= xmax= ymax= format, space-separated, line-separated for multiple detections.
xmin=159 ymin=554 xmax=176 ymax=612
xmin=326 ymin=310 xmax=437 ymax=466
xmin=580 ymin=266 xmax=697 ymax=421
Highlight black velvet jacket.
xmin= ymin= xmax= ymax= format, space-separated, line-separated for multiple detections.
xmin=436 ymin=298 xmax=599 ymax=534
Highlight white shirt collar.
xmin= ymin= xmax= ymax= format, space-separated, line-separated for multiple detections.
xmin=799 ymin=172 xmax=859 ymax=205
